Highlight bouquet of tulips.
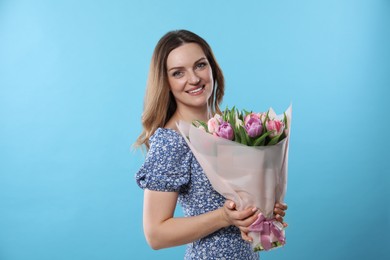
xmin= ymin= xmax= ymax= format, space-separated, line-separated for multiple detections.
xmin=177 ymin=105 xmax=292 ymax=252
xmin=193 ymin=107 xmax=288 ymax=147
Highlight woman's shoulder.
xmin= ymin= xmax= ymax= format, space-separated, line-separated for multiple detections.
xmin=149 ymin=127 xmax=187 ymax=149
xmin=136 ymin=127 xmax=192 ymax=192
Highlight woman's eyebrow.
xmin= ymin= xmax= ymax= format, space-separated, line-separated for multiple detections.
xmin=168 ymin=57 xmax=207 ymax=72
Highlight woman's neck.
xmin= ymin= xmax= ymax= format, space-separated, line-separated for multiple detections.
xmin=165 ymin=106 xmax=210 ymax=130
xmin=176 ymin=107 xmax=209 ymax=122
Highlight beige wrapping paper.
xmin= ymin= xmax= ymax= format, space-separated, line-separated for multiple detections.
xmin=176 ymin=106 xmax=291 ymax=250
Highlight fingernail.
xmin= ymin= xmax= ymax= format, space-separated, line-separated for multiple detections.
xmin=252 ymin=207 xmax=257 ymax=212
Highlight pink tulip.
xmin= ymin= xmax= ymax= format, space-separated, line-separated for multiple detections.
xmin=244 ymin=116 xmax=263 ymax=138
xmin=207 ymin=114 xmax=222 ymax=133
xmin=244 ymin=113 xmax=261 ymax=126
xmin=217 ymin=122 xmax=234 ymax=140
xmin=266 ymin=119 xmax=285 ymax=137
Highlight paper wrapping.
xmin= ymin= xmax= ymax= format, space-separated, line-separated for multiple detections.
xmin=176 ymin=106 xmax=291 ymax=251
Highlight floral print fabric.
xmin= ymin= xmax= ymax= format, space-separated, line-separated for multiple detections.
xmin=136 ymin=128 xmax=259 ymax=260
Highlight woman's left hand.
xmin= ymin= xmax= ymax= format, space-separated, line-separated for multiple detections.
xmin=273 ymin=202 xmax=288 ymax=227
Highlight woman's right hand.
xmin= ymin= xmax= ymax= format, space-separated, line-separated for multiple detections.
xmin=221 ymin=200 xmax=259 ymax=242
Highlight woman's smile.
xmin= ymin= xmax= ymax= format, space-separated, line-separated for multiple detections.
xmin=186 ymin=85 xmax=205 ymax=95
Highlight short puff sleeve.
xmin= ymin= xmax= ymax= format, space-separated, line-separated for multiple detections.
xmin=135 ymin=128 xmax=192 ymax=192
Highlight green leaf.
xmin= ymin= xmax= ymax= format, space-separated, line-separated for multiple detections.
xmin=264 ymin=110 xmax=270 ymax=125
xmin=192 ymin=120 xmax=200 ymax=127
xmin=244 ymin=130 xmax=250 ymax=144
xmin=230 ymin=111 xmax=237 ymax=130
xmin=253 ymin=132 xmax=271 ymax=146
xmin=192 ymin=120 xmax=208 ymax=132
xmin=229 ymin=108 xmax=234 ymax=122
xmin=267 ymin=134 xmax=281 ymax=146
xmin=230 ymin=106 xmax=236 ymax=121
xmin=234 ymin=127 xmax=241 ymax=143
xmin=238 ymin=126 xmax=247 ymax=145
xmin=243 ymin=109 xmax=251 ymax=116
xmin=279 ymin=132 xmax=286 ymax=142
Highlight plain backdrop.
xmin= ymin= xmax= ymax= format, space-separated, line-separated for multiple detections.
xmin=0 ymin=0 xmax=389 ymax=259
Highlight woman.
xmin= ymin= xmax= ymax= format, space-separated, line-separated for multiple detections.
xmin=135 ymin=30 xmax=287 ymax=259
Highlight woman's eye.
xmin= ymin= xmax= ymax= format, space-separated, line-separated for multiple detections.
xmin=172 ymin=71 xmax=183 ymax=78
xmin=196 ymin=62 xmax=207 ymax=69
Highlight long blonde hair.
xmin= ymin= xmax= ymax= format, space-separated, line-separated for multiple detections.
xmin=135 ymin=30 xmax=225 ymax=149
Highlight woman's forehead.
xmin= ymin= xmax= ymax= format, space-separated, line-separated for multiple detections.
xmin=167 ymin=43 xmax=206 ymax=68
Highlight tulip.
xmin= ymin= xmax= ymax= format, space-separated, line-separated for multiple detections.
xmin=266 ymin=119 xmax=285 ymax=138
xmin=235 ymin=118 xmax=243 ymax=129
xmin=244 ymin=113 xmax=261 ymax=126
xmin=217 ymin=122 xmax=234 ymax=140
xmin=235 ymin=112 xmax=244 ymax=128
xmin=208 ymin=114 xmax=222 ymax=134
xmin=244 ymin=117 xmax=263 ymax=138
xmin=257 ymin=112 xmax=267 ymax=122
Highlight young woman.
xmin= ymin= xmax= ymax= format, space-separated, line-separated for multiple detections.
xmin=135 ymin=30 xmax=287 ymax=259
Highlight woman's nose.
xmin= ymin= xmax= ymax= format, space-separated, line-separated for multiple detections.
xmin=188 ymin=72 xmax=200 ymax=85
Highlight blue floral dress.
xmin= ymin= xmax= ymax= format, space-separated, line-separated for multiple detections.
xmin=136 ymin=128 xmax=259 ymax=260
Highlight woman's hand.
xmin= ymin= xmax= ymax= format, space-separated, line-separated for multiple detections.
xmin=273 ymin=202 xmax=288 ymax=227
xmin=221 ymin=200 xmax=259 ymax=242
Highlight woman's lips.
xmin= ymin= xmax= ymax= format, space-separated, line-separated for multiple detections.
xmin=186 ymin=85 xmax=205 ymax=95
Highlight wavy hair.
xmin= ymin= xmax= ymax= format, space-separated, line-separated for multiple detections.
xmin=135 ymin=30 xmax=225 ymax=149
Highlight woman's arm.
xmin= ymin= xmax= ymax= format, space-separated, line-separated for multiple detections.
xmin=143 ymin=189 xmax=258 ymax=249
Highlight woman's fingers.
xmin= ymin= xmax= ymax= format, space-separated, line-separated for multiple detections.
xmin=275 ymin=214 xmax=284 ymax=223
xmin=235 ymin=211 xmax=259 ymax=228
xmin=223 ymin=201 xmax=259 ymax=228
xmin=273 ymin=207 xmax=286 ymax=217
xmin=240 ymin=230 xmax=253 ymax=242
xmin=224 ymin=200 xmax=236 ymax=210
xmin=274 ymin=202 xmax=287 ymax=210
xmin=235 ymin=207 xmax=257 ymax=220
xmin=274 ymin=202 xmax=288 ymax=226
xmin=225 ymin=203 xmax=257 ymax=220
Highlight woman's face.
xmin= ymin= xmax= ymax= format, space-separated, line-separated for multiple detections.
xmin=166 ymin=43 xmax=214 ymax=111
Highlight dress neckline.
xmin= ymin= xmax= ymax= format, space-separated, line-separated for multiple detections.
xmin=158 ymin=127 xmax=182 ymax=136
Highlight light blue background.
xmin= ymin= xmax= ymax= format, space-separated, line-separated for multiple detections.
xmin=1 ymin=0 xmax=389 ymax=259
